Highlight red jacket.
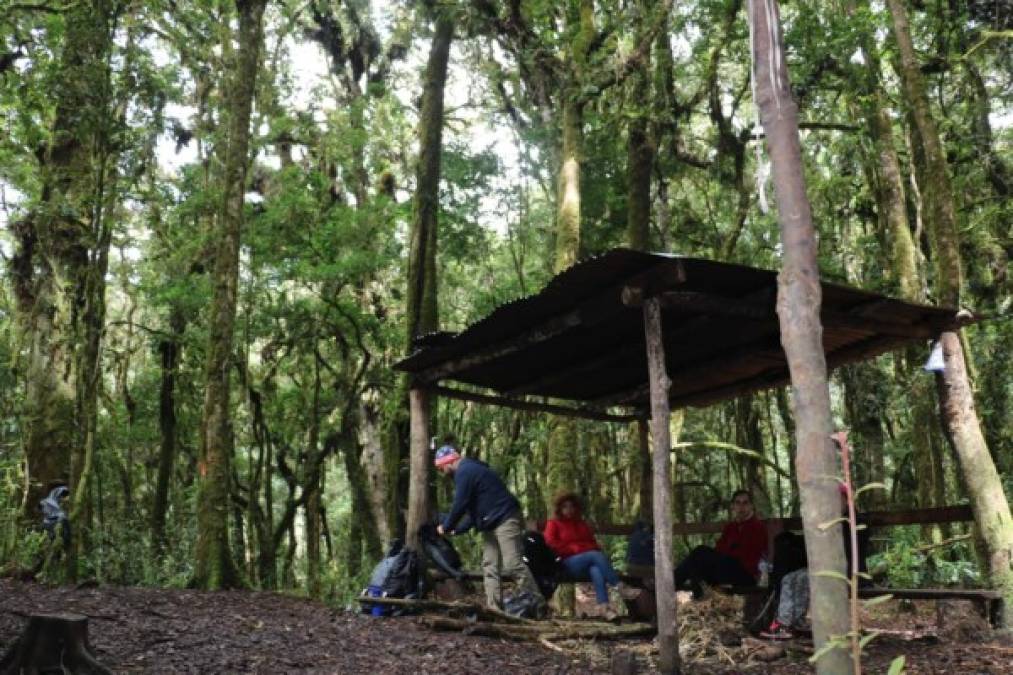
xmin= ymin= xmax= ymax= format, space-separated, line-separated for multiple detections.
xmin=715 ymin=516 xmax=767 ymax=578
xmin=544 ymin=517 xmax=600 ymax=559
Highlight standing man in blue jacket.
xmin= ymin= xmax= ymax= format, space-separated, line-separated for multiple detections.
xmin=434 ymin=444 xmax=543 ymax=610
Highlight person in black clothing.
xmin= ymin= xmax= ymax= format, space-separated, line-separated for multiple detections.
xmin=761 ymin=485 xmax=871 ymax=640
xmin=434 ymin=444 xmax=543 ymax=609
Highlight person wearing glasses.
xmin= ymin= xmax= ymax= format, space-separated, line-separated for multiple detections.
xmin=673 ymin=489 xmax=767 ymax=598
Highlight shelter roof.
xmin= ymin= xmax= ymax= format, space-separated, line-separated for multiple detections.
xmin=394 ymin=249 xmax=968 ymax=415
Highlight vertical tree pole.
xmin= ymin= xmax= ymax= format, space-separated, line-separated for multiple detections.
xmin=406 ymin=388 xmax=431 ymax=551
xmin=642 ymin=297 xmax=679 ymax=674
xmin=193 ymin=0 xmax=267 ymax=590
xmin=747 ymin=0 xmax=850 ymax=671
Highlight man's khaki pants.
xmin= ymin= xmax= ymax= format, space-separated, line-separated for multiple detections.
xmin=481 ymin=511 xmax=543 ymax=608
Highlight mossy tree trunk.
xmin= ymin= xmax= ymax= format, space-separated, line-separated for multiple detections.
xmin=193 ymin=0 xmax=267 ymax=590
xmin=553 ymin=0 xmax=594 ymax=273
xmin=404 ymin=13 xmax=452 ymax=549
xmin=886 ymin=0 xmax=1013 ymax=628
xmin=10 ymin=0 xmax=121 ymax=523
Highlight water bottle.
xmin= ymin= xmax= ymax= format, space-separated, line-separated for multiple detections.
xmin=758 ymin=556 xmax=772 ymax=587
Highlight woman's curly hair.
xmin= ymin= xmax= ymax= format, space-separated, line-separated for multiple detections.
xmin=552 ymin=491 xmax=583 ymax=517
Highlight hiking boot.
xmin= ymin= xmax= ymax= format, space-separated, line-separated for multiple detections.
xmin=759 ymin=620 xmax=794 ymax=640
xmin=617 ymin=582 xmax=642 ymax=601
xmin=601 ymin=606 xmax=619 ymax=622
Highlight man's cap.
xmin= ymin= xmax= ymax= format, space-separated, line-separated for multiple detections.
xmin=434 ymin=445 xmax=460 ymax=467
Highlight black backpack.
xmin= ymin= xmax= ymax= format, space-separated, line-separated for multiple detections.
xmin=364 ymin=540 xmax=423 ymax=615
xmin=626 ymin=521 xmax=654 ymax=567
xmin=418 ymin=523 xmax=464 ymax=579
xmin=522 ymin=530 xmax=561 ymax=599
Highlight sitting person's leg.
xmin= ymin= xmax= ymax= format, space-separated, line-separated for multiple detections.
xmin=585 ymin=550 xmax=621 ymax=588
xmin=560 ymin=550 xmax=596 ymax=581
xmin=762 ymin=568 xmax=809 ymax=639
xmin=585 ymin=560 xmax=609 ymax=604
xmin=674 ymin=545 xmax=720 ymax=589
xmin=711 ymin=551 xmax=757 ymax=587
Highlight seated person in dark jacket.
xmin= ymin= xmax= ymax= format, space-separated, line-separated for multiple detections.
xmin=674 ymin=490 xmax=767 ymax=598
xmin=760 ymin=484 xmax=871 ymax=640
xmin=435 ymin=444 xmax=543 ymax=610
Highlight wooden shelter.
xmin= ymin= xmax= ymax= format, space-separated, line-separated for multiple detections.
xmin=394 ymin=248 xmax=974 ymax=659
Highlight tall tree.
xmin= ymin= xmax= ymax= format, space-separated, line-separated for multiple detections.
xmin=886 ymin=0 xmax=1013 ymax=627
xmin=748 ymin=0 xmax=851 ymax=671
xmin=193 ymin=0 xmax=268 ymax=590
xmin=405 ymin=10 xmax=453 ymax=550
xmin=10 ymin=0 xmax=122 ymax=523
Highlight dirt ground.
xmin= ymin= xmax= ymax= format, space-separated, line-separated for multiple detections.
xmin=1 ymin=579 xmax=1010 ymax=673
xmin=0 ymin=579 xmax=591 ymax=673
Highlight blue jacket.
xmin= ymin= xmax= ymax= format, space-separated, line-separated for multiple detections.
xmin=442 ymin=458 xmax=520 ymax=533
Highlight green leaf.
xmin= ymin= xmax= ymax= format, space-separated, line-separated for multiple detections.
xmin=813 ymin=570 xmax=852 ymax=585
xmin=808 ymin=639 xmax=845 ymax=664
xmin=887 ymin=655 xmax=907 ymax=675
xmin=863 ymin=594 xmax=893 ymax=606
xmin=819 ymin=517 xmax=849 ymax=531
xmin=859 ymin=630 xmax=882 ymax=649
xmin=855 ymin=482 xmax=888 ymax=495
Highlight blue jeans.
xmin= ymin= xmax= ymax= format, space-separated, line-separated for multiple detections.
xmin=561 ymin=550 xmax=620 ymax=603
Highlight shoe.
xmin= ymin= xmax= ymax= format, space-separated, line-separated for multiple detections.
xmin=759 ymin=620 xmax=794 ymax=640
xmin=601 ymin=606 xmax=619 ymax=621
xmin=617 ymin=582 xmax=642 ymax=601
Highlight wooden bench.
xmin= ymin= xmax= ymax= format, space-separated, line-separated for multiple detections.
xmin=718 ymin=584 xmax=1005 ymax=630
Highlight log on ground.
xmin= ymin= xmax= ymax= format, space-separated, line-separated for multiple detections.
xmin=421 ymin=616 xmax=655 ymax=641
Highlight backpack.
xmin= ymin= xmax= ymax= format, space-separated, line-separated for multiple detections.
xmin=522 ymin=530 xmax=561 ymax=600
xmin=626 ymin=521 xmax=654 ymax=567
xmin=503 ymin=591 xmax=546 ymax=619
xmin=418 ymin=523 xmax=463 ymax=579
xmin=363 ymin=540 xmax=423 ymax=616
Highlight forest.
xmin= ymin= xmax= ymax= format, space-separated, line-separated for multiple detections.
xmin=0 ymin=0 xmax=1011 ymax=673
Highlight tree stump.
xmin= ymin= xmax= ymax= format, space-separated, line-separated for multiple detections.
xmin=0 ymin=613 xmax=112 ymax=675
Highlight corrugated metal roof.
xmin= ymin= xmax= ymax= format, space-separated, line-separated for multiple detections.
xmin=395 ymin=249 xmax=966 ymax=413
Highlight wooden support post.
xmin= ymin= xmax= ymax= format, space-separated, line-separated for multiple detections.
xmin=406 ymin=388 xmax=431 ymax=551
xmin=642 ymin=297 xmax=680 ymax=674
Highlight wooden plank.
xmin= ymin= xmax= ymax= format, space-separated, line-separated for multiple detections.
xmin=857 ymin=588 xmax=1002 ymax=601
xmin=427 ymin=385 xmax=643 ymax=423
xmin=593 ymin=505 xmax=976 ymax=536
xmin=643 ymin=296 xmax=680 ymax=674
xmin=405 ymin=388 xmax=431 ymax=551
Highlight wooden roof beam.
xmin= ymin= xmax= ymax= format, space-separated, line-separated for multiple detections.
xmin=426 ymin=385 xmax=645 ymax=423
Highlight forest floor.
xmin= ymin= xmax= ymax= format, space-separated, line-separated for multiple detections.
xmin=1 ymin=578 xmax=1011 ymax=673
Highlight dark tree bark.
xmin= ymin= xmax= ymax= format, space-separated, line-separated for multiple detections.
xmin=193 ymin=0 xmax=267 ymax=590
xmin=304 ymin=357 xmax=322 ymax=597
xmin=151 ymin=310 xmax=184 ymax=551
xmin=626 ymin=0 xmax=656 ymax=251
xmin=748 ymin=1 xmax=851 ymax=670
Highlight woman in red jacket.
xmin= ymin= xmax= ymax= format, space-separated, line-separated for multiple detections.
xmin=543 ymin=492 xmax=639 ymax=617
